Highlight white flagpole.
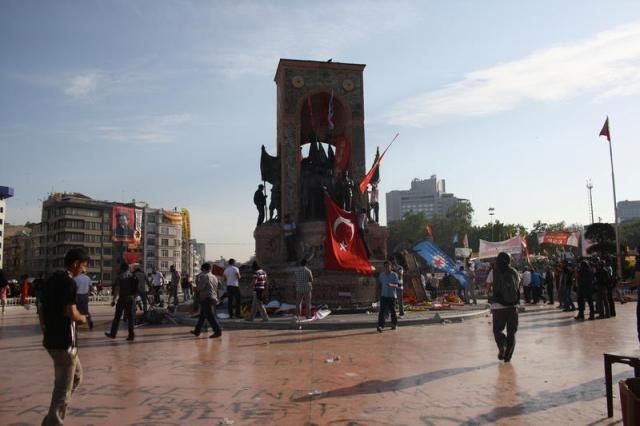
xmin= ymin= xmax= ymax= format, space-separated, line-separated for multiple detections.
xmin=606 ymin=119 xmax=623 ymax=279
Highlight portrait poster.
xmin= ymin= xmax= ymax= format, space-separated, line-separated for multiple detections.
xmin=111 ymin=206 xmax=142 ymax=243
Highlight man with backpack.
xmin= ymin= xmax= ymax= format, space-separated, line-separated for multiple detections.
xmin=105 ymin=262 xmax=138 ymax=341
xmin=487 ymin=252 xmax=520 ymax=362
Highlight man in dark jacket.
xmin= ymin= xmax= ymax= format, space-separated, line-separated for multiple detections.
xmin=488 ymin=252 xmax=520 ymax=363
xmin=575 ymin=259 xmax=595 ymax=321
xmin=105 ymin=263 xmax=137 ymax=341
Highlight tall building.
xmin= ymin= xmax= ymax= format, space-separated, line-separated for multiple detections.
xmin=386 ymin=175 xmax=463 ymax=222
xmin=0 ymin=186 xmax=15 ymax=269
xmin=619 ymin=200 xmax=640 ymax=223
xmin=31 ymin=193 xmax=183 ymax=286
xmin=2 ymin=224 xmax=31 ymax=279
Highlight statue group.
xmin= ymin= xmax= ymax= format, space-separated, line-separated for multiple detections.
xmin=258 ymin=134 xmax=361 ymax=225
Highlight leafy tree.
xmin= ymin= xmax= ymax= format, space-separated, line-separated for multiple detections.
xmin=621 ymin=219 xmax=640 ymax=251
xmin=585 ymin=222 xmax=616 ymax=255
xmin=387 ymin=211 xmax=430 ymax=253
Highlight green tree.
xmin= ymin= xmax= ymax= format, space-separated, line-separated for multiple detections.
xmin=584 ymin=223 xmax=616 ymax=255
xmin=621 ymin=219 xmax=640 ymax=251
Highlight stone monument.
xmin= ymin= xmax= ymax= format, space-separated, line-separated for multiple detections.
xmin=253 ymin=59 xmax=388 ymax=307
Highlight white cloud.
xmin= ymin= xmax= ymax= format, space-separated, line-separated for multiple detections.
xmin=64 ymin=71 xmax=102 ymax=98
xmin=385 ymin=21 xmax=640 ymax=127
xmin=96 ymin=114 xmax=193 ymax=145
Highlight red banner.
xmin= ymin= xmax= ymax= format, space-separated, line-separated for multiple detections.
xmin=537 ymin=231 xmax=579 ymax=247
xmin=324 ymin=194 xmax=373 ymax=275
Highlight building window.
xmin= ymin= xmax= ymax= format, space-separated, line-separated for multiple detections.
xmin=103 ymin=260 xmax=112 ymax=267
xmin=161 ymin=238 xmax=169 ymax=246
xmin=104 ymin=247 xmax=112 ymax=255
xmin=174 ymin=250 xmax=180 ymax=258
xmin=160 ymin=261 xmax=169 ymax=269
xmin=146 ymin=250 xmax=155 ymax=258
xmin=161 ymin=249 xmax=169 ymax=257
xmin=147 ymin=238 xmax=156 ymax=246
xmin=103 ymin=272 xmax=111 ymax=281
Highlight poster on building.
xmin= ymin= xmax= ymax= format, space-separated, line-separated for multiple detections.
xmin=111 ymin=206 xmax=142 ymax=243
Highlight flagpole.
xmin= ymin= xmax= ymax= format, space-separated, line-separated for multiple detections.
xmin=607 ymin=133 xmax=623 ymax=279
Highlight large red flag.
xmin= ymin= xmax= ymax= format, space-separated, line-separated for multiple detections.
xmin=599 ymin=116 xmax=610 ymax=142
xmin=324 ymin=194 xmax=374 ymax=275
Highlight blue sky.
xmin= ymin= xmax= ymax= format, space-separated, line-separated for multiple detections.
xmin=1 ymin=1 xmax=639 ymax=262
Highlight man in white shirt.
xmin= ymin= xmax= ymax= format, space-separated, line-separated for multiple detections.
xmin=521 ymin=268 xmax=532 ymax=304
xmin=223 ymin=259 xmax=241 ymax=318
xmin=150 ymin=267 xmax=164 ymax=306
xmin=74 ymin=272 xmax=93 ymax=330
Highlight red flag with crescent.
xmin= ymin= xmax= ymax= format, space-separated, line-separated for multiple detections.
xmin=599 ymin=116 xmax=611 ymax=142
xmin=334 ymin=134 xmax=351 ymax=171
xmin=324 ymin=194 xmax=374 ymax=275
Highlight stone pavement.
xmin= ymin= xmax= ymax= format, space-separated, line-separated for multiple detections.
xmin=1 ymin=302 xmax=638 ymax=425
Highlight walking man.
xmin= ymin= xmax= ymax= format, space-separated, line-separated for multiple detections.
xmin=74 ymin=271 xmax=94 ymax=330
xmin=248 ymin=261 xmax=269 ymax=322
xmin=132 ymin=265 xmax=148 ymax=313
xmin=488 ymin=252 xmax=520 ymax=363
xmin=105 ymin=263 xmax=137 ymax=341
xmin=223 ymin=259 xmax=241 ymax=319
xmin=39 ymin=248 xmax=89 ymax=425
xmin=575 ymin=259 xmax=595 ymax=321
xmin=191 ymin=263 xmax=222 ymax=338
xmin=294 ymin=258 xmax=313 ymax=320
xmin=377 ymin=261 xmax=399 ymax=332
xmin=391 ymin=257 xmax=405 ymax=317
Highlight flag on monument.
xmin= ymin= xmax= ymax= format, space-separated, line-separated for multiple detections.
xmin=359 ymin=133 xmax=398 ymax=193
xmin=324 ymin=194 xmax=374 ymax=275
xmin=413 ymin=240 xmax=469 ymax=288
xmin=599 ymin=116 xmax=610 ymax=142
xmin=327 ymin=90 xmax=335 ymax=131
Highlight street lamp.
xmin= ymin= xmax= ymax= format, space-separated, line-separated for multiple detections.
xmin=489 ymin=207 xmax=495 ymax=241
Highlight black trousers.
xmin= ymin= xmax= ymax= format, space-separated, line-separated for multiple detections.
xmin=492 ymin=306 xmax=518 ymax=358
xmin=195 ymin=298 xmax=222 ymax=335
xmin=546 ymin=282 xmax=554 ymax=304
xmin=110 ymin=296 xmax=135 ymax=337
xmin=377 ymin=296 xmax=397 ymax=328
xmin=577 ymin=288 xmax=594 ymax=317
xmin=606 ymin=286 xmax=616 ymax=316
xmin=227 ymin=286 xmax=242 ymax=318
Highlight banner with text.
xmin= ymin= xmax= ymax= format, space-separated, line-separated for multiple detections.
xmin=537 ymin=231 xmax=580 ymax=247
xmin=478 ymin=237 xmax=523 ymax=259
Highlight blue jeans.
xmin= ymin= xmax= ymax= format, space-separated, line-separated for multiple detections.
xmin=43 ymin=348 xmax=82 ymax=425
xmin=377 ymin=296 xmax=398 ymax=328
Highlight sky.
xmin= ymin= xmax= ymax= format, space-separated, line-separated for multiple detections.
xmin=1 ymin=1 xmax=639 ymax=262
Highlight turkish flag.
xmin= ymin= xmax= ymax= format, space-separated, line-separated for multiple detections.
xmin=324 ymin=194 xmax=374 ymax=275
xmin=599 ymin=116 xmax=610 ymax=142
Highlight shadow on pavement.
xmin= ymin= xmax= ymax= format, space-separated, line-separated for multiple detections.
xmin=238 ymin=330 xmax=374 ymax=347
xmin=294 ymin=362 xmax=496 ymax=402
xmin=459 ymin=371 xmax=629 ymax=425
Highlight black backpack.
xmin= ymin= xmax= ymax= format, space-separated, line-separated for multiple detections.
xmin=494 ymin=268 xmax=519 ymax=306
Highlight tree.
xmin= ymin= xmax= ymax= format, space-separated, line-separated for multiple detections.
xmin=387 ymin=211 xmax=430 ymax=253
xmin=621 ymin=219 xmax=640 ymax=251
xmin=584 ymin=223 xmax=616 ymax=255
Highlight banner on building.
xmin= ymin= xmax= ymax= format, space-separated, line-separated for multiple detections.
xmin=163 ymin=210 xmax=183 ymax=224
xmin=181 ymin=208 xmax=191 ymax=240
xmin=478 ymin=237 xmax=523 ymax=259
xmin=537 ymin=231 xmax=580 ymax=247
xmin=112 ymin=206 xmax=142 ymax=243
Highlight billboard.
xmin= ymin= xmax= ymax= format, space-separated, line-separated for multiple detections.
xmin=111 ymin=206 xmax=142 ymax=243
xmin=478 ymin=237 xmax=523 ymax=259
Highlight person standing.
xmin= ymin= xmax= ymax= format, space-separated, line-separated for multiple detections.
xmin=357 ymin=208 xmax=372 ymax=258
xmin=488 ymin=252 xmax=520 ymax=363
xmin=150 ymin=267 xmax=164 ymax=306
xmin=168 ymin=265 xmax=181 ymax=307
xmin=19 ymin=274 xmax=30 ymax=306
xmin=294 ymin=259 xmax=313 ymax=320
xmin=0 ymin=269 xmax=9 ymax=315
xmin=530 ymin=268 xmax=545 ymax=304
xmin=132 ymin=265 xmax=149 ymax=314
xmin=39 ymin=248 xmax=89 ymax=425
xmin=521 ymin=268 xmax=531 ymax=304
xmin=223 ymin=259 xmax=241 ymax=319
xmin=377 ymin=261 xmax=399 ymax=332
xmin=74 ymin=272 xmax=94 ymax=330
xmin=391 ymin=257 xmax=405 ymax=317
xmin=191 ymin=263 xmax=222 ymax=338
xmin=544 ymin=266 xmax=555 ymax=305
xmin=254 ymin=184 xmax=267 ymax=226
xmin=283 ymin=214 xmax=297 ymax=262
xmin=369 ymin=183 xmax=379 ymax=223
xmin=248 ymin=261 xmax=269 ymax=322
xmin=105 ymin=263 xmax=137 ymax=341
xmin=561 ymin=261 xmax=576 ymax=312
xmin=181 ymin=273 xmax=191 ymax=302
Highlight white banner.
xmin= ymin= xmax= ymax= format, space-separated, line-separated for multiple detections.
xmin=478 ymin=237 xmax=523 ymax=259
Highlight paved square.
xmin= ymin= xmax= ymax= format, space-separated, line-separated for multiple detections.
xmin=1 ymin=303 xmax=637 ymax=425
